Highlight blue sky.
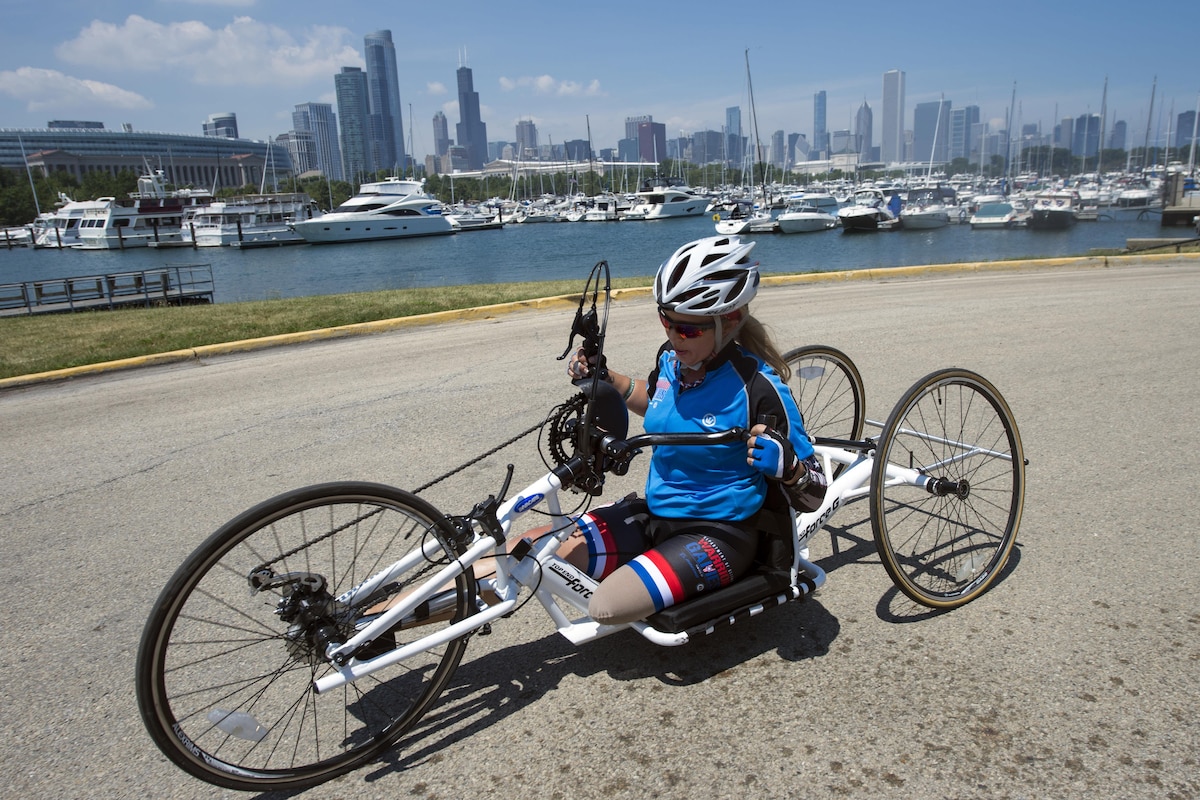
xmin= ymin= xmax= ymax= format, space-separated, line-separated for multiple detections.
xmin=1 ymin=0 xmax=1195 ymax=159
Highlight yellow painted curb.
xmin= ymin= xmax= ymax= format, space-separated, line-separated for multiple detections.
xmin=3 ymin=252 xmax=1196 ymax=391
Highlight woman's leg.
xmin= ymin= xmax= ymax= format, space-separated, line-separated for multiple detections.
xmin=588 ymin=521 xmax=759 ymax=625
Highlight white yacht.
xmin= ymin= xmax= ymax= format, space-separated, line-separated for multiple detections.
xmin=183 ymin=193 xmax=322 ymax=247
xmin=75 ymin=172 xmax=213 ymax=250
xmin=1028 ymin=190 xmax=1080 ymax=230
xmin=289 ymin=178 xmax=454 ymax=243
xmin=776 ymin=193 xmax=839 ymax=233
xmin=32 ymin=194 xmax=101 ymax=248
xmin=899 ymin=186 xmax=953 ymax=230
xmin=836 ymin=188 xmax=899 ymax=232
xmin=621 ymin=179 xmax=708 ymax=220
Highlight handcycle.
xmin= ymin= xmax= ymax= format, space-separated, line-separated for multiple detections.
xmin=135 ymin=262 xmax=1026 ymax=792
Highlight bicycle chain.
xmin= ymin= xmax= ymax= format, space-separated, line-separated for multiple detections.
xmin=250 ymin=416 xmax=549 ymax=574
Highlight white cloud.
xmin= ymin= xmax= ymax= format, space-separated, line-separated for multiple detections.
xmin=54 ymin=15 xmax=362 ymax=88
xmin=427 ymin=81 xmax=447 ymax=95
xmin=0 ymin=67 xmax=153 ymax=112
xmin=498 ymin=75 xmax=603 ymax=97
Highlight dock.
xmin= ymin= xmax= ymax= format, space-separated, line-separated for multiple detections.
xmin=0 ymin=264 xmax=215 ymax=317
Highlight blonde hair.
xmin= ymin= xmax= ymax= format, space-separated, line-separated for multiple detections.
xmin=731 ymin=310 xmax=791 ymax=382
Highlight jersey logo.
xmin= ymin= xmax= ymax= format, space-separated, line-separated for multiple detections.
xmin=702 ymin=414 xmax=717 ymax=427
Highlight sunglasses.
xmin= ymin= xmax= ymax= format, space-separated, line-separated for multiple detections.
xmin=658 ymin=307 xmax=716 ymax=339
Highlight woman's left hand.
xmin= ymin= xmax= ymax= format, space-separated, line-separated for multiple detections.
xmin=747 ymin=423 xmax=800 ymax=482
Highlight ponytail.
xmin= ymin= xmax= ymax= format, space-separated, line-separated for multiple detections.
xmin=735 ymin=312 xmax=791 ymax=382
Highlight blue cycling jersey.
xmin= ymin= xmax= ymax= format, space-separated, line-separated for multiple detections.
xmin=643 ymin=343 xmax=813 ymax=522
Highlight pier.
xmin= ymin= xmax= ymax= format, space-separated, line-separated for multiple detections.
xmin=0 ymin=264 xmax=214 ymax=317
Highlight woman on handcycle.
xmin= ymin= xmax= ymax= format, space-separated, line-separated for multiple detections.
xmin=560 ymin=235 xmax=828 ymax=624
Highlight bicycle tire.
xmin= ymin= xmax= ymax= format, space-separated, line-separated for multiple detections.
xmin=870 ymin=369 xmax=1024 ymax=608
xmin=135 ymin=482 xmax=476 ymax=791
xmin=783 ymin=344 xmax=867 ymax=459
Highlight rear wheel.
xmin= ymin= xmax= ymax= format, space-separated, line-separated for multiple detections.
xmin=870 ymin=369 xmax=1024 ymax=608
xmin=136 ymin=482 xmax=475 ymax=791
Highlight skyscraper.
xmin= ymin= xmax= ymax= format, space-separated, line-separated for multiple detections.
xmin=1072 ymin=113 xmax=1101 ymax=158
xmin=813 ymin=90 xmax=827 ymax=158
xmin=293 ymin=102 xmax=343 ymax=181
xmin=637 ymin=120 xmax=666 ymax=163
xmin=432 ymin=111 xmax=450 ymax=158
xmin=1109 ymin=119 xmax=1127 ymax=151
xmin=363 ymin=30 xmax=406 ymax=174
xmin=855 ymin=100 xmax=873 ymax=159
xmin=949 ymin=105 xmax=980 ymax=161
xmin=725 ymin=106 xmax=742 ymax=165
xmin=913 ymin=99 xmax=951 ymax=163
xmin=881 ymin=69 xmax=905 ymax=163
xmin=515 ymin=119 xmax=538 ymax=159
xmin=334 ymin=66 xmax=372 ymax=183
xmin=455 ymin=63 xmax=488 ymax=170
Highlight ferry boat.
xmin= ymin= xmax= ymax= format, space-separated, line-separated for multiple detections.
xmin=289 ymin=178 xmax=453 ymax=243
xmin=182 ymin=193 xmax=321 ymax=247
xmin=75 ymin=172 xmax=212 ymax=250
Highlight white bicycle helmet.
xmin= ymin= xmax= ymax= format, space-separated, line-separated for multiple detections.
xmin=654 ymin=235 xmax=760 ymax=315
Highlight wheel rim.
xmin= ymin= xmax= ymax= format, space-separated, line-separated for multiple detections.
xmin=785 ymin=345 xmax=866 ymax=442
xmin=872 ymin=372 xmax=1024 ymax=607
xmin=137 ymin=485 xmax=472 ymax=790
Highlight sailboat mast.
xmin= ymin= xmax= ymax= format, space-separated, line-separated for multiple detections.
xmin=1098 ymin=76 xmax=1108 ymax=175
xmin=744 ymin=49 xmax=765 ymax=204
xmin=1142 ymin=76 xmax=1157 ymax=171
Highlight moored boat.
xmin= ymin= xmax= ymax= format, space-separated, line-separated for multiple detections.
xmin=1028 ymin=190 xmax=1080 ymax=230
xmin=899 ymin=186 xmax=953 ymax=230
xmin=969 ymin=202 xmax=1020 ymax=229
xmin=75 ymin=171 xmax=213 ymax=250
xmin=289 ymin=178 xmax=453 ymax=244
xmin=776 ymin=195 xmax=838 ymax=233
xmin=621 ymin=178 xmax=708 ymax=220
xmin=183 ymin=193 xmax=321 ymax=247
xmin=837 ymin=188 xmax=899 ymax=232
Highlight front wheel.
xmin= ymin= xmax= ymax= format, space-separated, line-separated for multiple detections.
xmin=135 ymin=482 xmax=476 ymax=792
xmin=870 ymin=369 xmax=1025 ymax=608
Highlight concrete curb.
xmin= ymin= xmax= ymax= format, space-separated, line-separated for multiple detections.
xmin=3 ymin=251 xmax=1195 ymax=390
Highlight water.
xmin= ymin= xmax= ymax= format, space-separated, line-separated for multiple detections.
xmin=0 ymin=209 xmax=1168 ymax=304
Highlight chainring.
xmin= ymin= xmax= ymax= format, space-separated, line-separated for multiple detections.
xmin=545 ymin=392 xmax=587 ymax=469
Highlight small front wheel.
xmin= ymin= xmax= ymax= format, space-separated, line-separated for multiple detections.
xmin=870 ymin=369 xmax=1025 ymax=608
xmin=135 ymin=482 xmax=476 ymax=792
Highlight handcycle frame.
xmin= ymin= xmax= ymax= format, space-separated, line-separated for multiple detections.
xmin=135 ymin=261 xmax=1025 ymax=792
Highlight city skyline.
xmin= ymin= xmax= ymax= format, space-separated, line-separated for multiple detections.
xmin=0 ymin=2 xmax=1196 ymax=168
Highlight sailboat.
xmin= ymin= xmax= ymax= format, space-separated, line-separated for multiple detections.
xmin=716 ymin=50 xmax=777 ymax=234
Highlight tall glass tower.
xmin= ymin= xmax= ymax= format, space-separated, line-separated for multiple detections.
xmin=363 ymin=30 xmax=406 ymax=175
xmin=293 ymin=102 xmax=344 ymax=181
xmin=725 ymin=106 xmax=742 ymax=164
xmin=855 ymin=100 xmax=873 ymax=159
xmin=456 ymin=62 xmax=488 ymax=170
xmin=881 ymin=69 xmax=905 ymax=164
xmin=334 ymin=66 xmax=372 ymax=184
xmin=813 ymin=90 xmax=827 ymax=157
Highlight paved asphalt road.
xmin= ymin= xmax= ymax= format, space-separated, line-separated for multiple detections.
xmin=2 ymin=257 xmax=1198 ymax=799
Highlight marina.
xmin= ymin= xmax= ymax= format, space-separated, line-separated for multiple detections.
xmin=0 ymin=207 xmax=1189 ymax=306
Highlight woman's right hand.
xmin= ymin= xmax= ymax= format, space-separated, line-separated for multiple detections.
xmin=566 ymin=347 xmax=605 ymax=380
